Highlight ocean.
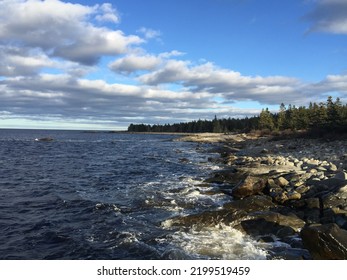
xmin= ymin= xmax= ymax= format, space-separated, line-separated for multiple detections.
xmin=0 ymin=129 xmax=267 ymax=259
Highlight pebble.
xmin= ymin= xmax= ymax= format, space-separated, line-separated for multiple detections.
xmin=329 ymin=164 xmax=338 ymax=172
xmin=287 ymin=191 xmax=301 ymax=200
xmin=276 ymin=177 xmax=289 ymax=187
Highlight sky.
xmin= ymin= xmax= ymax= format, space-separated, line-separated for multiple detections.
xmin=0 ymin=0 xmax=347 ymax=130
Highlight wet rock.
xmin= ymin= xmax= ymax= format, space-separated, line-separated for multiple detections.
xmin=223 ymin=195 xmax=276 ymax=213
xmin=237 ymin=211 xmax=305 ymax=238
xmin=231 ymin=175 xmax=266 ymax=199
xmin=163 ymin=209 xmax=236 ymax=229
xmin=301 ymin=223 xmax=347 ymax=259
xmin=204 ymin=169 xmax=239 ymax=184
xmin=165 ymin=196 xmax=276 ymax=229
xmin=268 ymin=247 xmax=311 ymax=260
xmin=35 ymin=137 xmax=54 ymax=142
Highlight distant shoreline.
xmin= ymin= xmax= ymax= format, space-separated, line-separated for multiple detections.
xmin=110 ymin=131 xmax=195 ymax=135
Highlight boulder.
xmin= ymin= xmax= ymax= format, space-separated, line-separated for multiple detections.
xmin=334 ymin=172 xmax=347 ymax=181
xmin=276 ymin=176 xmax=289 ymax=187
xmin=223 ymin=195 xmax=276 ymax=213
xmin=295 ymin=185 xmax=310 ymax=194
xmin=267 ymin=178 xmax=278 ymax=189
xmin=269 ymin=189 xmax=289 ymax=204
xmin=287 ymin=190 xmax=301 ymax=201
xmin=306 ymin=197 xmax=320 ymax=209
xmin=237 ymin=211 xmax=305 ymax=238
xmin=268 ymin=247 xmax=311 ymax=260
xmin=290 ymin=197 xmax=321 ymax=224
xmin=301 ymin=223 xmax=347 ymax=259
xmin=231 ymin=175 xmax=266 ymax=198
xmin=164 ymin=196 xmax=276 ymax=229
xmin=318 ymin=178 xmax=347 ymax=189
xmin=304 ymin=198 xmax=321 ymax=223
xmin=321 ymin=209 xmax=347 ymax=229
xmin=163 ymin=209 xmax=237 ymax=229
xmin=304 ymin=178 xmax=347 ymax=198
xmin=204 ymin=169 xmax=239 ymax=184
xmin=321 ymin=185 xmax=347 ymax=210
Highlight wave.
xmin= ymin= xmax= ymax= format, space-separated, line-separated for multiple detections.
xmin=167 ymin=223 xmax=268 ymax=260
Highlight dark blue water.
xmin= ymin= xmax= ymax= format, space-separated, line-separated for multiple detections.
xmin=0 ymin=129 xmax=267 ymax=260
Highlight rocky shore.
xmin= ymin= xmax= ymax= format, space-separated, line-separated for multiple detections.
xmin=170 ymin=133 xmax=347 ymax=259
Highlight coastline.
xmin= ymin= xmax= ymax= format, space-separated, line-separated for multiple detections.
xmin=170 ymin=132 xmax=347 ymax=259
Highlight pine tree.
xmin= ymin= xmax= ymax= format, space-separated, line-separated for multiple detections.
xmin=259 ymin=108 xmax=275 ymax=130
xmin=327 ymin=96 xmax=343 ymax=126
xmin=212 ymin=115 xmax=222 ymax=133
xmin=277 ymin=103 xmax=286 ymax=130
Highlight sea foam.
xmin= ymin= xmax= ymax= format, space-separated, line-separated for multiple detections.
xmin=169 ymin=223 xmax=268 ymax=260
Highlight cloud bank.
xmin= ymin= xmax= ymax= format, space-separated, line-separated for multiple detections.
xmin=0 ymin=0 xmax=346 ymax=129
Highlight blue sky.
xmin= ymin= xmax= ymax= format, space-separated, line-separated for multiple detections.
xmin=0 ymin=0 xmax=347 ymax=130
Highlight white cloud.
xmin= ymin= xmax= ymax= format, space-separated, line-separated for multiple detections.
xmin=139 ymin=60 xmax=190 ymax=84
xmin=305 ymin=0 xmax=347 ymax=34
xmin=137 ymin=27 xmax=162 ymax=40
xmin=0 ymin=0 xmax=142 ymax=65
xmin=0 ymin=46 xmax=56 ymax=76
xmin=138 ymin=60 xmax=304 ymax=105
xmin=159 ymin=50 xmax=185 ymax=58
xmin=308 ymin=74 xmax=347 ymax=94
xmin=109 ymin=51 xmax=185 ymax=74
xmin=1 ymin=67 xmax=347 ymax=128
xmin=53 ymin=29 xmax=142 ymax=65
xmin=94 ymin=3 xmax=120 ymax=23
xmin=109 ymin=54 xmax=162 ymax=74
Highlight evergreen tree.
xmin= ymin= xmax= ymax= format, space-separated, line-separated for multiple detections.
xmin=212 ymin=115 xmax=222 ymax=133
xmin=297 ymin=106 xmax=309 ymax=130
xmin=327 ymin=96 xmax=343 ymax=126
xmin=127 ymin=97 xmax=347 ymax=134
xmin=259 ymin=108 xmax=275 ymax=130
xmin=277 ymin=103 xmax=286 ymax=130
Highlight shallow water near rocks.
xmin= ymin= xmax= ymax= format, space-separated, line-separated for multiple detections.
xmin=0 ymin=129 xmax=267 ymax=259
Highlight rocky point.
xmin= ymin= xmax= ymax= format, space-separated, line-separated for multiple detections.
xmin=170 ymin=133 xmax=347 ymax=259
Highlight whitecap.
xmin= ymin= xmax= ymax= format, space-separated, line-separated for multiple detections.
xmin=169 ymin=224 xmax=268 ymax=260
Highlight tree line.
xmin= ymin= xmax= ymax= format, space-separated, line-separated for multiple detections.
xmin=127 ymin=97 xmax=347 ymax=134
